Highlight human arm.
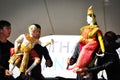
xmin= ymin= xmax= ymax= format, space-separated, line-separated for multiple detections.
xmin=75 ymin=60 xmax=113 ymax=74
xmin=33 ymin=44 xmax=53 ymax=67
xmin=43 ymin=47 xmax=53 ymax=67
xmin=68 ymin=43 xmax=80 ymax=65
xmin=88 ymin=61 xmax=113 ymax=73
xmin=75 ymin=52 xmax=116 ymax=73
xmin=0 ymin=41 xmax=14 ymax=76
xmin=0 ymin=65 xmax=6 ymax=76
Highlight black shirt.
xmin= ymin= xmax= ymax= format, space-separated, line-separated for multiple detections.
xmin=0 ymin=40 xmax=14 ymax=77
xmin=31 ymin=44 xmax=53 ymax=80
xmin=88 ymin=42 xmax=120 ymax=80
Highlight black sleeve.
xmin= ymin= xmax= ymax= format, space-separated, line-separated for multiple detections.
xmin=0 ymin=41 xmax=14 ymax=76
xmin=43 ymin=47 xmax=53 ymax=67
xmin=88 ymin=61 xmax=113 ymax=73
xmin=0 ymin=65 xmax=5 ymax=76
xmin=70 ymin=43 xmax=80 ymax=65
xmin=33 ymin=44 xmax=53 ymax=67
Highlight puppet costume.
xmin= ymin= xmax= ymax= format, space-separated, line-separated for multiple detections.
xmin=67 ymin=6 xmax=105 ymax=73
xmin=9 ymin=24 xmax=40 ymax=74
xmin=75 ymin=25 xmax=103 ymax=70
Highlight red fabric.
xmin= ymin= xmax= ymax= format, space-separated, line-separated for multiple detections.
xmin=10 ymin=47 xmax=14 ymax=56
xmin=10 ymin=48 xmax=39 ymax=60
xmin=80 ymin=43 xmax=85 ymax=51
xmin=29 ymin=49 xmax=39 ymax=60
xmin=67 ymin=41 xmax=98 ymax=73
xmin=75 ymin=41 xmax=98 ymax=68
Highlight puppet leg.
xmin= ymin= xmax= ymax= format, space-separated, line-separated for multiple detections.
xmin=67 ymin=41 xmax=98 ymax=73
xmin=76 ymin=41 xmax=98 ymax=67
xmin=19 ymin=52 xmax=29 ymax=73
xmin=73 ymin=41 xmax=98 ymax=73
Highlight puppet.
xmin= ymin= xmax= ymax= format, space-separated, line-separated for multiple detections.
xmin=67 ymin=6 xmax=105 ymax=73
xmin=8 ymin=24 xmax=41 ymax=77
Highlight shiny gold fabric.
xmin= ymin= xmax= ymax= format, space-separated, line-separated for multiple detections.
xmin=9 ymin=34 xmax=38 ymax=72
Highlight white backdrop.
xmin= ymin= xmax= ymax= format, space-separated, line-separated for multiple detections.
xmin=40 ymin=35 xmax=81 ymax=78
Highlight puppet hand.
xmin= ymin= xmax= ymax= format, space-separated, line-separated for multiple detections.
xmin=96 ymin=53 xmax=104 ymax=57
xmin=25 ymin=70 xmax=31 ymax=76
xmin=14 ymin=49 xmax=18 ymax=54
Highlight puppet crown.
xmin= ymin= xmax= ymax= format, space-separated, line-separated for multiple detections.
xmin=87 ymin=6 xmax=94 ymax=15
xmin=87 ymin=5 xmax=97 ymax=24
xmin=28 ymin=25 xmax=37 ymax=32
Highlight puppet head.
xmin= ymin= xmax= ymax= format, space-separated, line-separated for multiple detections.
xmin=28 ymin=24 xmax=41 ymax=38
xmin=28 ymin=24 xmax=37 ymax=35
xmin=87 ymin=6 xmax=97 ymax=25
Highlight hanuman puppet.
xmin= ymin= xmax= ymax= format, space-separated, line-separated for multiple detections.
xmin=8 ymin=24 xmax=41 ymax=77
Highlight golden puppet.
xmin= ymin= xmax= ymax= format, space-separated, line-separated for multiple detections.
xmin=67 ymin=6 xmax=105 ymax=73
xmin=8 ymin=24 xmax=41 ymax=77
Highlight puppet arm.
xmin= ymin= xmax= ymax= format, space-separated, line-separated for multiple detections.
xmin=25 ymin=57 xmax=40 ymax=75
xmin=14 ymin=34 xmax=24 ymax=53
xmin=97 ymin=32 xmax=105 ymax=53
xmin=40 ymin=39 xmax=54 ymax=47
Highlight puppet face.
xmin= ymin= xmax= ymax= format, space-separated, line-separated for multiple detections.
xmin=87 ymin=15 xmax=93 ymax=24
xmin=29 ymin=25 xmax=41 ymax=39
xmin=32 ymin=28 xmax=41 ymax=39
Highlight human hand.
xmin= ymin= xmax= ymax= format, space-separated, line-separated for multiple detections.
xmin=67 ymin=57 xmax=75 ymax=65
xmin=73 ymin=67 xmax=88 ymax=73
xmin=66 ymin=58 xmax=71 ymax=69
xmin=5 ymin=69 xmax=12 ymax=76
xmin=45 ymin=60 xmax=52 ymax=67
xmin=67 ymin=58 xmax=70 ymax=65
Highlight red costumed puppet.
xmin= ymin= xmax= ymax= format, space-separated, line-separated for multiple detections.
xmin=67 ymin=6 xmax=105 ymax=74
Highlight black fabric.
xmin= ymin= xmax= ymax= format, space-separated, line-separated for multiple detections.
xmin=69 ymin=43 xmax=83 ymax=80
xmin=31 ymin=44 xmax=53 ymax=80
xmin=88 ymin=42 xmax=120 ymax=80
xmin=16 ymin=73 xmax=35 ymax=80
xmin=70 ymin=42 xmax=99 ymax=80
xmin=0 ymin=40 xmax=14 ymax=80
xmin=70 ymin=43 xmax=80 ymax=65
xmin=76 ymin=74 xmax=83 ymax=80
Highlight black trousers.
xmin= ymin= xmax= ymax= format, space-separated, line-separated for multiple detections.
xmin=15 ymin=73 xmax=46 ymax=80
xmin=15 ymin=73 xmax=35 ymax=80
xmin=0 ymin=75 xmax=15 ymax=80
xmin=77 ymin=74 xmax=83 ymax=80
